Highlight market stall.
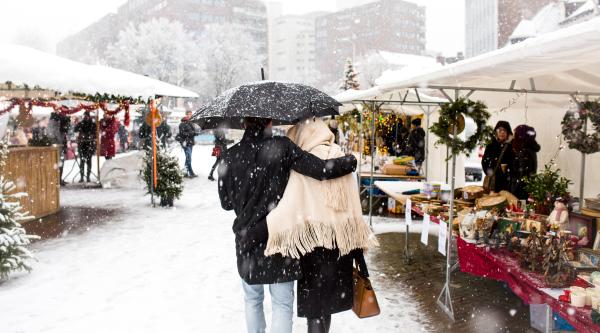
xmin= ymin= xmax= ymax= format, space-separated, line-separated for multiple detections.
xmin=357 ymin=16 xmax=600 ymax=327
xmin=0 ymin=43 xmax=198 ymax=214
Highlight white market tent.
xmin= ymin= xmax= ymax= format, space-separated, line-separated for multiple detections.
xmin=0 ymin=43 xmax=199 ymax=99
xmin=367 ymin=16 xmax=600 ymax=320
xmin=374 ymin=16 xmax=600 ymax=200
xmin=335 ymin=86 xmax=445 ymax=116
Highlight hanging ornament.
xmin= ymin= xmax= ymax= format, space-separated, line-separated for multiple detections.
xmin=561 ymin=101 xmax=600 ymax=155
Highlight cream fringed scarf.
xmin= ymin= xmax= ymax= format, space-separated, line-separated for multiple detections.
xmin=265 ymin=119 xmax=378 ymax=259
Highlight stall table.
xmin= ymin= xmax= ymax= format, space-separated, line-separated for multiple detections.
xmin=457 ymin=237 xmax=599 ymax=333
xmin=360 ymin=173 xmax=425 ymax=213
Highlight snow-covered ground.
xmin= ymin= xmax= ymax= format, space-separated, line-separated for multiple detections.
xmin=0 ymin=145 xmax=430 ymax=333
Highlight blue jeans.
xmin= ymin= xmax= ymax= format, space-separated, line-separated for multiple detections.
xmin=182 ymin=144 xmax=193 ymax=175
xmin=241 ymin=280 xmax=294 ymax=333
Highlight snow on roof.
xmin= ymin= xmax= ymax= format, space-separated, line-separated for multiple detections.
xmin=375 ymin=16 xmax=600 ymax=109
xmin=0 ymin=44 xmax=199 ymax=99
xmin=566 ymin=0 xmax=598 ymax=20
xmin=377 ymin=51 xmax=437 ymax=67
xmin=510 ymin=19 xmax=537 ymax=39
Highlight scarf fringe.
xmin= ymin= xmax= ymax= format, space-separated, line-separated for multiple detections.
xmin=265 ymin=217 xmax=379 ymax=259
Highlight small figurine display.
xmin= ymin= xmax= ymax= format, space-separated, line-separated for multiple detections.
xmin=546 ymin=197 xmax=569 ymax=232
xmin=519 ymin=227 xmax=545 ymax=272
xmin=543 ymin=234 xmax=577 ymax=288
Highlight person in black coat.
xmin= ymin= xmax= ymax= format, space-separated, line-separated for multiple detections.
xmin=406 ymin=118 xmax=426 ymax=167
xmin=482 ymin=121 xmax=515 ymax=193
xmin=218 ymin=117 xmax=357 ymax=333
xmin=510 ymin=124 xmax=541 ymax=200
xmin=177 ymin=111 xmax=197 ymax=177
xmin=74 ymin=111 xmax=96 ymax=183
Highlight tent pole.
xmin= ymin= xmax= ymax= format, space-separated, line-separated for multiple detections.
xmin=357 ymin=108 xmax=363 ymax=191
xmin=425 ymin=106 xmax=431 ymax=181
xmin=437 ymin=90 xmax=458 ymax=322
xmin=369 ymin=102 xmax=376 ymax=228
xmin=95 ymin=108 xmax=101 ymax=183
xmin=579 ymin=97 xmax=589 ymax=211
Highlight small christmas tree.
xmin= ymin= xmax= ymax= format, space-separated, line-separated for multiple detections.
xmin=340 ymin=58 xmax=360 ymax=91
xmin=141 ymin=145 xmax=184 ymax=207
xmin=0 ymin=140 xmax=39 ymax=280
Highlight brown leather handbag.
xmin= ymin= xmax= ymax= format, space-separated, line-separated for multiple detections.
xmin=352 ymin=256 xmax=380 ymax=318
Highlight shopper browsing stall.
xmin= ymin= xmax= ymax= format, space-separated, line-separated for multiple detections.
xmin=510 ymin=124 xmax=540 ymax=200
xmin=406 ymin=118 xmax=425 ymax=169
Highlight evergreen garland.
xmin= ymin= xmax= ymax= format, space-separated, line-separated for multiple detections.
xmin=0 ymin=140 xmax=39 ymax=280
xmin=430 ymin=98 xmax=493 ymax=157
xmin=140 ymin=146 xmax=184 ymax=207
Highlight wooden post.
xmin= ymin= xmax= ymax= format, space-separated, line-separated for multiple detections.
xmin=150 ymin=100 xmax=159 ymax=207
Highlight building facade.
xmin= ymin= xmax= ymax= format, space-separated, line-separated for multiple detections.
xmin=465 ymin=0 xmax=552 ymax=58
xmin=315 ymin=0 xmax=425 ymax=85
xmin=269 ymin=13 xmax=323 ymax=85
xmin=58 ymin=0 xmax=268 ymax=63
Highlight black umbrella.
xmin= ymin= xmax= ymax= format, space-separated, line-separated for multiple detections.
xmin=191 ymin=81 xmax=341 ymax=129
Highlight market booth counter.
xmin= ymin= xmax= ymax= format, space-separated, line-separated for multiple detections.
xmin=5 ymin=145 xmax=60 ymax=220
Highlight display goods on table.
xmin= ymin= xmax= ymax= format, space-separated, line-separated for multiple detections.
xmin=407 ymin=178 xmax=600 ymax=329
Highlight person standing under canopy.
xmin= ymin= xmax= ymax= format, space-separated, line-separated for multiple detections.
xmin=510 ymin=124 xmax=541 ymax=200
xmin=482 ymin=121 xmax=515 ymax=193
xmin=99 ymin=113 xmax=120 ymax=160
xmin=406 ymin=118 xmax=426 ymax=169
xmin=74 ymin=111 xmax=96 ymax=183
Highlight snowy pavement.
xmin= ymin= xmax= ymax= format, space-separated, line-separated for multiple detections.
xmin=0 ymin=146 xmax=430 ymax=333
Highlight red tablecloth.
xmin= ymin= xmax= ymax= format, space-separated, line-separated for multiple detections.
xmin=457 ymin=237 xmax=599 ymax=333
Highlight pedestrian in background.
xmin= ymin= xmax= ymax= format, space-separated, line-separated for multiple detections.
xmin=100 ymin=113 xmax=120 ymax=160
xmin=482 ymin=121 xmax=514 ymax=193
xmin=406 ymin=118 xmax=426 ymax=169
xmin=74 ymin=111 xmax=96 ymax=182
xmin=177 ymin=110 xmax=197 ymax=178
xmin=208 ymin=129 xmax=230 ymax=181
xmin=510 ymin=124 xmax=540 ymax=200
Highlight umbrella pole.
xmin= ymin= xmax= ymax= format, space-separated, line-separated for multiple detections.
xmin=369 ymin=102 xmax=376 ymax=228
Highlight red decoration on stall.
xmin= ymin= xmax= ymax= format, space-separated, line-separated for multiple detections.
xmin=0 ymin=98 xmax=130 ymax=123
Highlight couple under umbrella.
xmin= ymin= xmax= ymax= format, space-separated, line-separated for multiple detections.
xmin=193 ymin=81 xmax=378 ymax=333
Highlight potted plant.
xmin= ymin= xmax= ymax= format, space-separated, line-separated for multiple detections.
xmin=141 ymin=147 xmax=184 ymax=207
xmin=524 ymin=164 xmax=572 ymax=215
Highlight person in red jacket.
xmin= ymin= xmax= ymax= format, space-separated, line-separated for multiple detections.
xmin=100 ymin=113 xmax=120 ymax=160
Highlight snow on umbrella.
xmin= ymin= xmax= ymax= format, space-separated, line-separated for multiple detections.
xmin=191 ymin=81 xmax=341 ymax=129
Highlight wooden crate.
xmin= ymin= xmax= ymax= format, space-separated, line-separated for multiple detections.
xmin=4 ymin=146 xmax=60 ymax=220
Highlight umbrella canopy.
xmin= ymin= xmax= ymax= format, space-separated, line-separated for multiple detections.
xmin=191 ymin=81 xmax=341 ymax=129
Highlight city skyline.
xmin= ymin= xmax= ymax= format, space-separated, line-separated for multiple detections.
xmin=0 ymin=0 xmax=464 ymax=56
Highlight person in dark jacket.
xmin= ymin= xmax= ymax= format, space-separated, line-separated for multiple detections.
xmin=117 ymin=124 xmax=128 ymax=152
xmin=208 ymin=129 xmax=230 ymax=181
xmin=177 ymin=111 xmax=197 ymax=177
xmin=48 ymin=111 xmax=71 ymax=186
xmin=482 ymin=121 xmax=515 ymax=193
xmin=388 ymin=117 xmax=409 ymax=156
xmin=74 ymin=111 xmax=96 ymax=182
xmin=406 ymin=118 xmax=426 ymax=167
xmin=218 ymin=117 xmax=357 ymax=333
xmin=510 ymin=124 xmax=541 ymax=200
xmin=139 ymin=116 xmax=171 ymax=150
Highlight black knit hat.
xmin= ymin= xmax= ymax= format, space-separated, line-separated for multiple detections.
xmin=494 ymin=121 xmax=512 ymax=135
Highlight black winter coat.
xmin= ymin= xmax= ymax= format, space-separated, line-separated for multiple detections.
xmin=406 ymin=127 xmax=426 ymax=164
xmin=481 ymin=140 xmax=514 ymax=192
xmin=297 ymin=248 xmax=365 ymax=318
xmin=510 ymin=143 xmax=540 ymax=200
xmin=178 ymin=120 xmax=196 ymax=147
xmin=74 ymin=119 xmax=96 ymax=157
xmin=218 ymin=128 xmax=357 ymax=285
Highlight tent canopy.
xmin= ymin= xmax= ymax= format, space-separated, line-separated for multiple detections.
xmin=376 ymin=17 xmax=600 ymax=109
xmin=0 ymin=44 xmax=199 ymax=99
xmin=334 ymin=86 xmax=445 ymax=116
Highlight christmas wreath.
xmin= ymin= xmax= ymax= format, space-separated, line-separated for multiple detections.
xmin=561 ymin=101 xmax=600 ymax=154
xmin=430 ymin=98 xmax=493 ymax=157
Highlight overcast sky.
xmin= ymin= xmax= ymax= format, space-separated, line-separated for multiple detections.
xmin=0 ymin=0 xmax=464 ymax=56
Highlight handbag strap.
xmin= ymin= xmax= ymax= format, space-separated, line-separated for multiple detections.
xmin=491 ymin=143 xmax=510 ymax=177
xmin=353 ymin=250 xmax=370 ymax=278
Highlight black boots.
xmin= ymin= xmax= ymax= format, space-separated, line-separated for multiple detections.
xmin=307 ymin=315 xmax=331 ymax=333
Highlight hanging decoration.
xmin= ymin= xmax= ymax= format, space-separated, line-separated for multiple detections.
xmin=430 ymin=98 xmax=493 ymax=157
xmin=0 ymin=98 xmax=131 ymax=126
xmin=561 ymin=100 xmax=600 ymax=154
